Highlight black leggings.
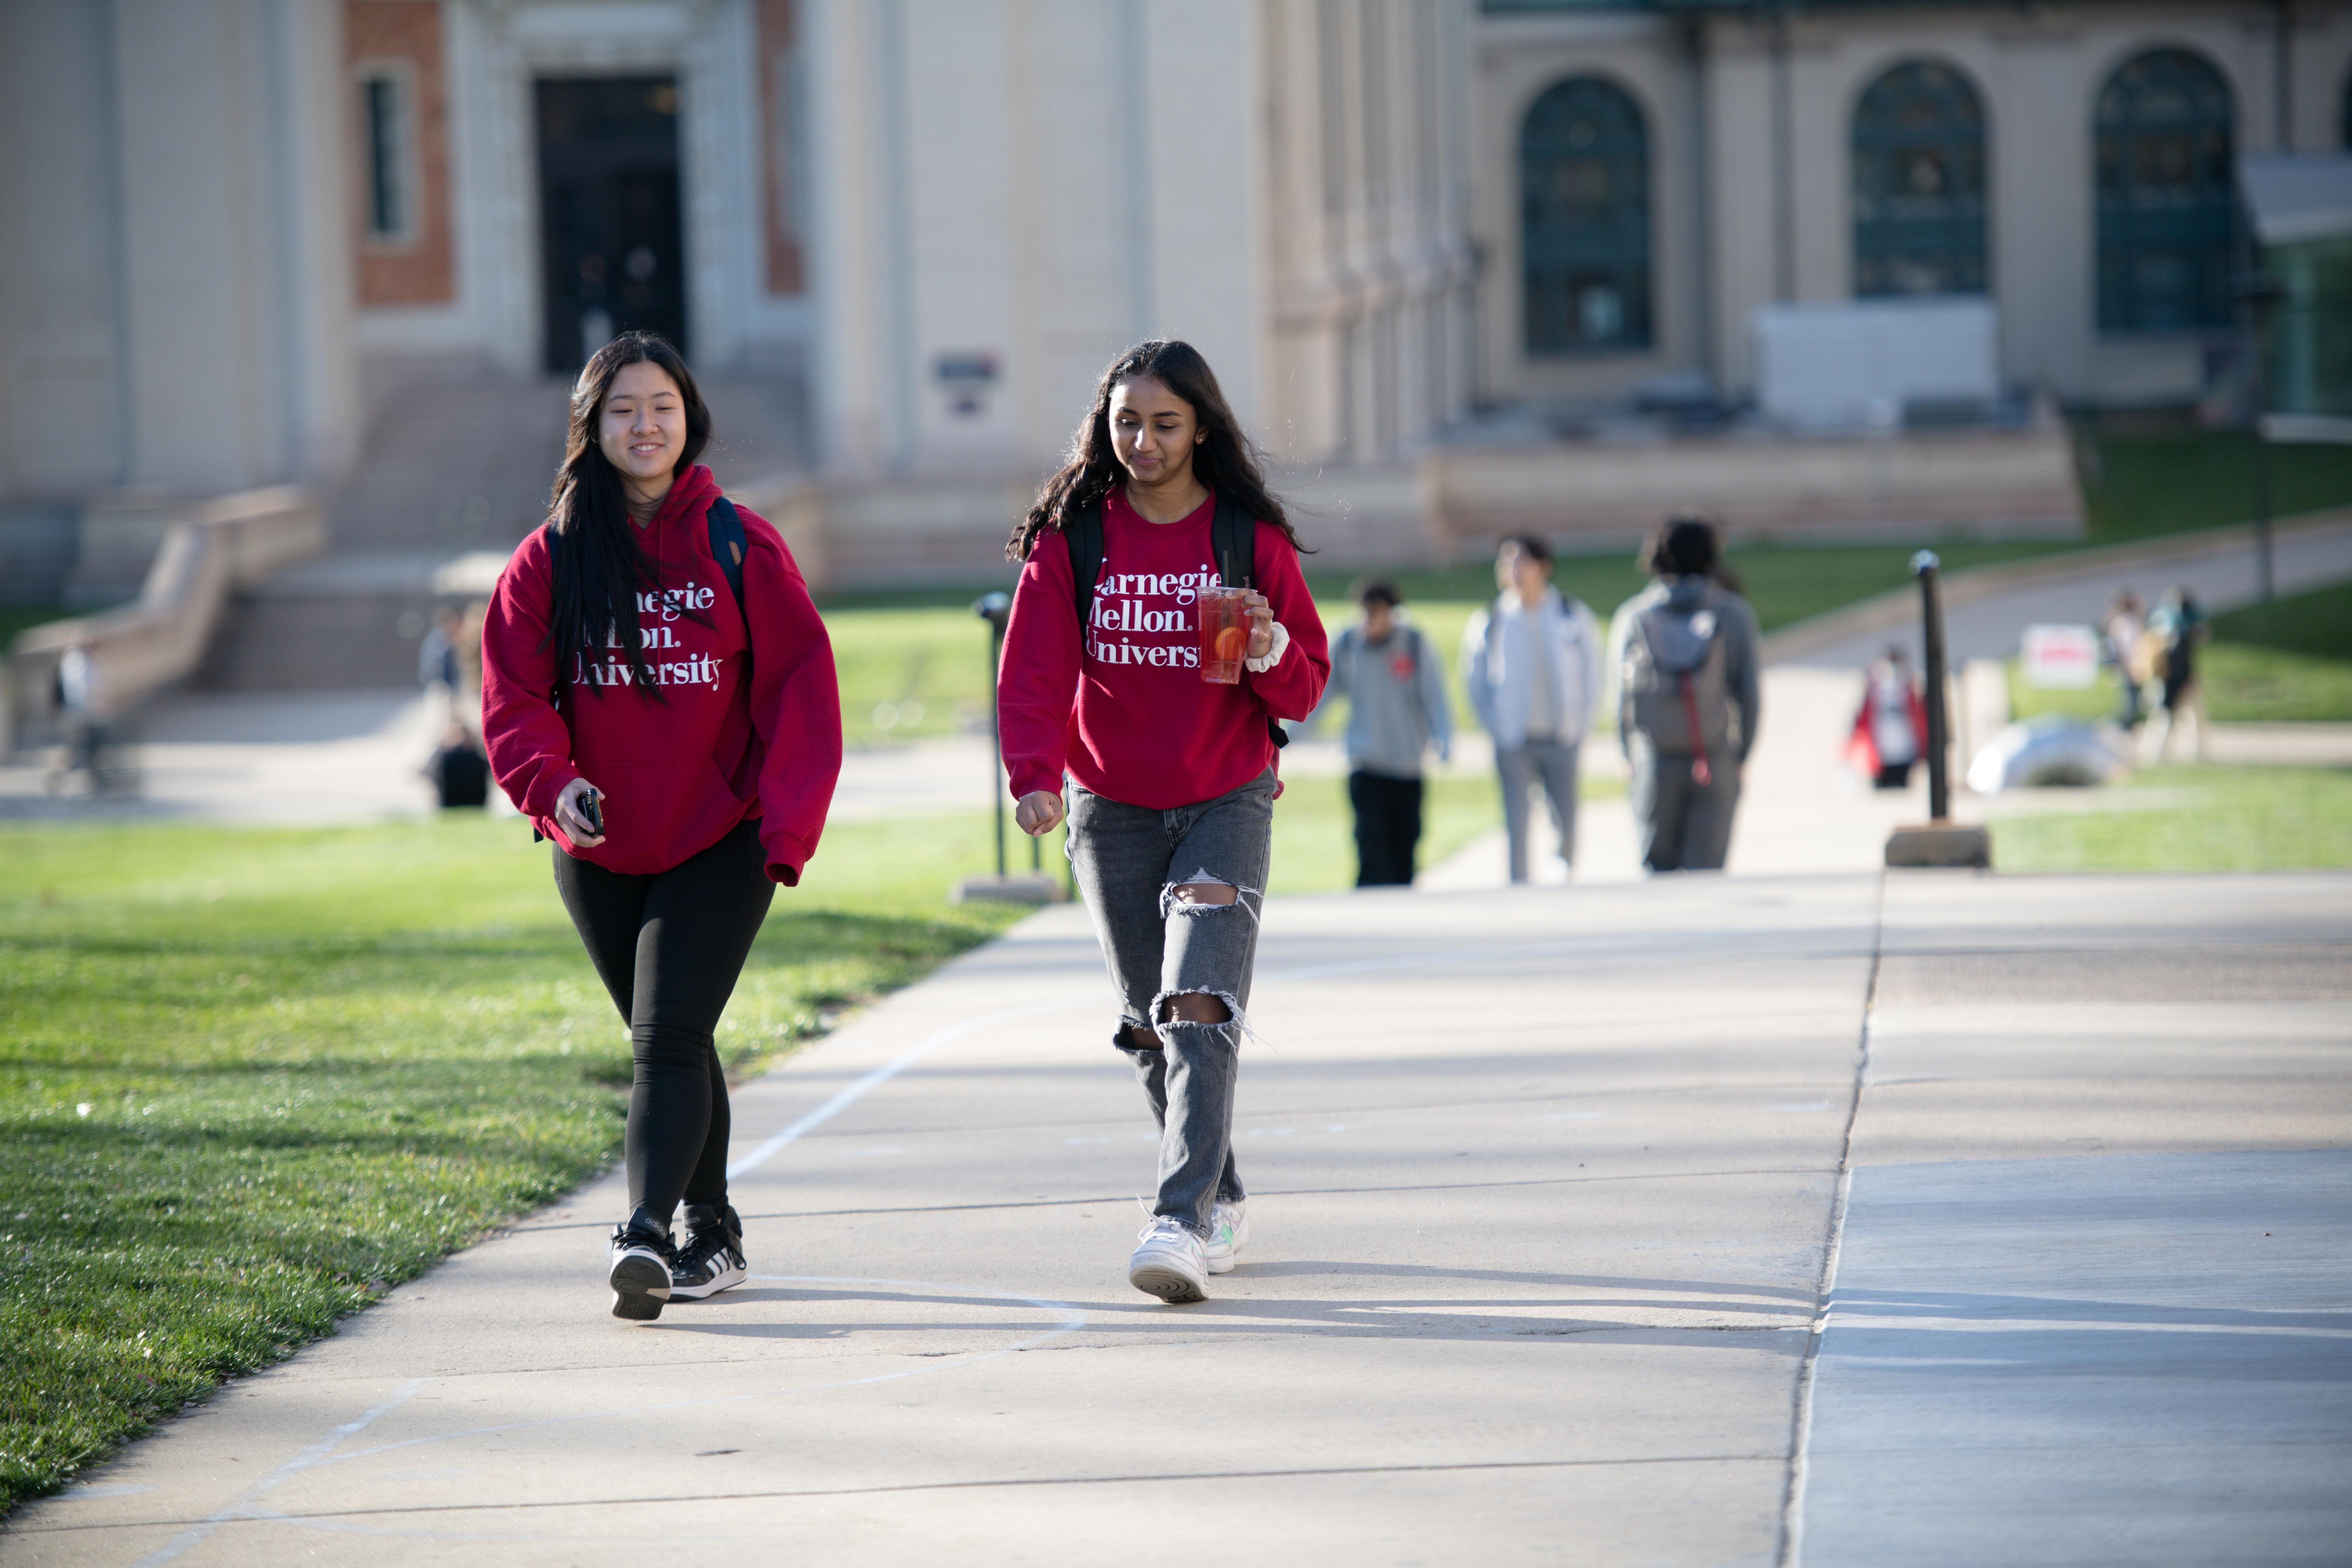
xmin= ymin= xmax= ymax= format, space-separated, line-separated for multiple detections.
xmin=553 ymin=817 xmax=775 ymax=1225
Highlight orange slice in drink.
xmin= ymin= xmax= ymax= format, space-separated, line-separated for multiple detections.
xmin=1214 ymin=626 xmax=1248 ymax=662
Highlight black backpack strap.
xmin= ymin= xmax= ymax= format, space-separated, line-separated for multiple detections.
xmin=1065 ymin=502 xmax=1106 ymax=634
xmin=707 ymin=496 xmax=746 ymax=608
xmin=1211 ymin=490 xmax=1251 ymax=589
xmin=1207 ymin=491 xmax=1289 ymax=751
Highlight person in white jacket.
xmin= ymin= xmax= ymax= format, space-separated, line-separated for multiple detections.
xmin=1461 ymin=535 xmax=1603 ymax=884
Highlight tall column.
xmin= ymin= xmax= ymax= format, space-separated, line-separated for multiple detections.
xmin=109 ymin=0 xmax=357 ymax=494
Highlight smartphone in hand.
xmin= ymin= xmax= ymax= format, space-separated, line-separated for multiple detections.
xmin=579 ymin=788 xmax=604 ymax=837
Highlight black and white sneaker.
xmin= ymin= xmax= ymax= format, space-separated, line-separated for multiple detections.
xmin=670 ymin=1201 xmax=748 ymax=1301
xmin=608 ymin=1216 xmax=677 ymax=1321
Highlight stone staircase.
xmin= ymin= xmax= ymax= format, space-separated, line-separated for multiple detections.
xmin=196 ymin=362 xmax=810 ymax=690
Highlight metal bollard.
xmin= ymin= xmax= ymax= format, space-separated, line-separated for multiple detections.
xmin=1911 ymin=550 xmax=1951 ymax=822
xmin=1885 ymin=550 xmax=1991 ymax=869
xmin=973 ymin=591 xmax=1011 ymax=878
xmin=950 ymin=592 xmax=1067 ymax=906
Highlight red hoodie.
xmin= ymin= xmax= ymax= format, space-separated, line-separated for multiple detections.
xmin=997 ymin=487 xmax=1329 ymax=808
xmin=480 ymin=463 xmax=841 ymax=883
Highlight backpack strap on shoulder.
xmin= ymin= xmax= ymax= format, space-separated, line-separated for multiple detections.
xmin=1211 ymin=490 xmax=1251 ymax=589
xmin=1065 ymin=501 xmax=1106 ymax=634
xmin=707 ymin=496 xmax=746 ymax=608
xmin=1208 ymin=490 xmax=1289 ymax=751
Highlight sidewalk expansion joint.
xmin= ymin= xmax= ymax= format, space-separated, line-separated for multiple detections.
xmin=1776 ymin=871 xmax=1883 ymax=1568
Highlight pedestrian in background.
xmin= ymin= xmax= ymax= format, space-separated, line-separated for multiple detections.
xmin=997 ymin=339 xmax=1329 ymax=1305
xmin=1461 ymin=535 xmax=1601 ymax=884
xmin=419 ymin=605 xmax=463 ymax=711
xmin=1303 ymin=578 xmax=1453 ymax=887
xmin=1848 ymin=646 xmax=1926 ymax=789
xmin=1610 ymin=517 xmax=1760 ymax=872
xmin=2143 ymin=584 xmax=2208 ymax=762
xmin=49 ymin=639 xmax=112 ymax=796
xmin=481 ymin=331 xmax=841 ymax=1321
xmin=2103 ymin=588 xmax=2147 ymax=732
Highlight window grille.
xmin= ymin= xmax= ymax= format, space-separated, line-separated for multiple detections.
xmin=1521 ymin=76 xmax=1652 ymax=354
xmin=2096 ymin=48 xmax=2237 ymax=334
xmin=1853 ymin=62 xmax=1987 ymax=297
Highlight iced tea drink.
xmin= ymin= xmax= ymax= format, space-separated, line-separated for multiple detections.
xmin=1198 ymin=586 xmax=1250 ymax=684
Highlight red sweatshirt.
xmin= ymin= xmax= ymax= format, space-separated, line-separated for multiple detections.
xmin=480 ymin=463 xmax=841 ymax=883
xmin=997 ymin=487 xmax=1329 ymax=808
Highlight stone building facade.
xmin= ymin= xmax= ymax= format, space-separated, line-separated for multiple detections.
xmin=0 ymin=0 xmax=2343 ymax=577
xmin=1476 ymin=0 xmax=2349 ymax=411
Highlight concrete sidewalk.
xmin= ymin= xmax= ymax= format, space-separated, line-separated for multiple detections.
xmin=8 ymin=870 xmax=2345 ymax=1566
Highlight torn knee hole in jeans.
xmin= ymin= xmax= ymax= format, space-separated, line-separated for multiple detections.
xmin=1150 ymin=988 xmax=1253 ymax=1043
xmin=1160 ymin=870 xmax=1262 ymax=923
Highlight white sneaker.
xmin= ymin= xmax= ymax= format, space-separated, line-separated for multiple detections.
xmin=1127 ymin=1216 xmax=1209 ymax=1303
xmin=1203 ymin=1200 xmax=1249 ymax=1274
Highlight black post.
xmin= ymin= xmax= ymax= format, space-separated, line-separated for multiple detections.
xmin=973 ymin=592 xmax=1011 ymax=878
xmin=1911 ymin=550 xmax=1951 ymax=822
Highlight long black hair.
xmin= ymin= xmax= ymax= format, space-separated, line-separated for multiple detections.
xmin=1007 ymin=339 xmax=1306 ymax=561
xmin=543 ymin=332 xmax=711 ymax=699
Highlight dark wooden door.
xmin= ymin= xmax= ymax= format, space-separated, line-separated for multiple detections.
xmin=536 ymin=76 xmax=686 ymax=373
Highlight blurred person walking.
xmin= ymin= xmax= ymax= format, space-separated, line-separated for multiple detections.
xmin=997 ymin=340 xmax=1329 ymax=1304
xmin=1461 ymin=536 xmax=1602 ymax=884
xmin=47 ymin=639 xmax=114 ymax=796
xmin=419 ymin=605 xmax=463 ymax=714
xmin=1609 ymin=518 xmax=1760 ymax=872
xmin=1849 ymin=646 xmax=1927 ymax=789
xmin=2143 ymin=584 xmax=2208 ymax=762
xmin=2104 ymin=588 xmax=2147 ymax=732
xmin=1303 ymin=578 xmax=1452 ymax=886
xmin=481 ymin=332 xmax=841 ymax=1321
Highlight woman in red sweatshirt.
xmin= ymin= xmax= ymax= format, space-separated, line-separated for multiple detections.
xmin=481 ymin=332 xmax=840 ymax=1322
xmin=998 ymin=340 xmax=1328 ymax=1303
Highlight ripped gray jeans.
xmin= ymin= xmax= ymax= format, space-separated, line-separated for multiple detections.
xmin=1065 ymin=765 xmax=1275 ymax=1237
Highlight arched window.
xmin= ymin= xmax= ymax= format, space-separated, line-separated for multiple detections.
xmin=1521 ymin=76 xmax=1651 ymax=354
xmin=1852 ymin=62 xmax=1987 ymax=297
xmin=2096 ymin=48 xmax=2237 ymax=334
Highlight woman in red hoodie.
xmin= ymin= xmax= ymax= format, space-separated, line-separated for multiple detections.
xmin=481 ymin=332 xmax=840 ymax=1321
xmin=998 ymin=340 xmax=1328 ymax=1304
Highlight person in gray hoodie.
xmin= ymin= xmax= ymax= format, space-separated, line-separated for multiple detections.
xmin=1607 ymin=517 xmax=1761 ymax=872
xmin=1303 ymin=579 xmax=1453 ymax=885
xmin=1461 ymin=536 xmax=1604 ymax=884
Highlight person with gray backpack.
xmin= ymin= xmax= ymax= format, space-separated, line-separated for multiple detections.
xmin=1608 ymin=517 xmax=1760 ymax=872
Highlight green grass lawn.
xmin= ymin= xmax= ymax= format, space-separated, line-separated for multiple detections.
xmin=2079 ymin=426 xmax=2352 ymax=541
xmin=1990 ymin=764 xmax=2352 ymax=872
xmin=2201 ymin=579 xmax=2352 ymax=724
xmin=0 ymin=812 xmax=1031 ymax=1514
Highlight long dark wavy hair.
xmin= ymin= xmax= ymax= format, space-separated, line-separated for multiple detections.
xmin=544 ymin=332 xmax=712 ymax=700
xmin=1007 ymin=339 xmax=1306 ymax=561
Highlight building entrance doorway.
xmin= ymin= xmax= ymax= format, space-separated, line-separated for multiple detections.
xmin=536 ymin=76 xmax=686 ymax=374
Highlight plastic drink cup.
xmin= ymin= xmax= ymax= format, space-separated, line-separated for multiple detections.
xmin=1198 ymin=586 xmax=1250 ymax=684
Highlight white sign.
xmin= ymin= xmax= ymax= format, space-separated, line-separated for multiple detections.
xmin=2020 ymin=624 xmax=2101 ymax=689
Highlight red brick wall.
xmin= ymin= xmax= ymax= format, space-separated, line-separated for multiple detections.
xmin=348 ymin=0 xmax=455 ymax=306
xmin=760 ymin=0 xmax=805 ymax=297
